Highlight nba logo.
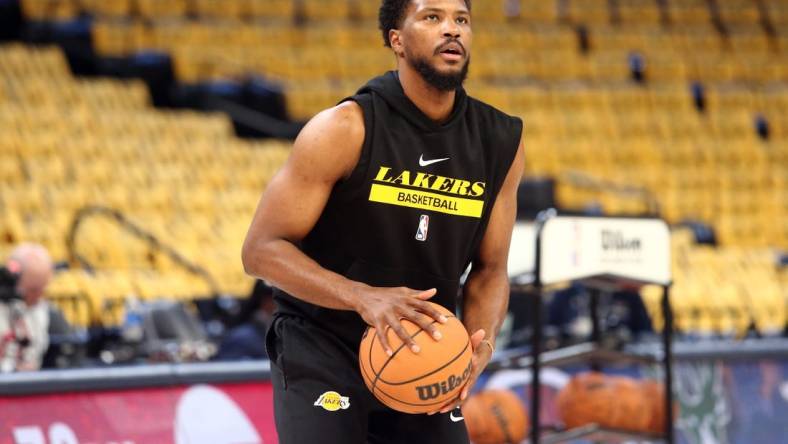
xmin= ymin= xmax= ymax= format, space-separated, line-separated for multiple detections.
xmin=415 ymin=215 xmax=429 ymax=241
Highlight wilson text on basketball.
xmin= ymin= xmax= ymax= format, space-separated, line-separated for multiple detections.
xmin=415 ymin=361 xmax=473 ymax=401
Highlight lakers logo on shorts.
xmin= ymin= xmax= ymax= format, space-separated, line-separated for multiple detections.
xmin=314 ymin=391 xmax=351 ymax=411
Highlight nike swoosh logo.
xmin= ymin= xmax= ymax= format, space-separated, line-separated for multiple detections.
xmin=419 ymin=155 xmax=450 ymax=167
xmin=449 ymin=411 xmax=464 ymax=422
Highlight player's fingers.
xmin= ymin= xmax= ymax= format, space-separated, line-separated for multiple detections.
xmin=375 ymin=325 xmax=393 ymax=357
xmin=412 ymin=287 xmax=437 ymax=300
xmin=388 ymin=315 xmax=420 ymax=354
xmin=410 ymin=298 xmax=449 ymax=324
xmin=406 ymin=309 xmax=442 ymax=341
xmin=427 ymin=396 xmax=459 ymax=415
xmin=460 ymin=373 xmax=478 ymax=401
xmin=460 ymin=354 xmax=485 ymax=401
xmin=439 ymin=396 xmax=461 ymax=414
xmin=469 ymin=329 xmax=486 ymax=350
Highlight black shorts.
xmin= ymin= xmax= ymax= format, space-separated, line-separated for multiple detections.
xmin=265 ymin=314 xmax=470 ymax=444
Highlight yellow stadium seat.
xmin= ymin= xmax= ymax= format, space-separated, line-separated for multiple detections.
xmin=717 ymin=0 xmax=762 ymax=25
xmin=80 ymin=0 xmax=131 ymax=18
xmin=302 ymin=0 xmax=350 ymax=21
xmin=618 ymin=0 xmax=662 ymax=25
xmin=248 ymin=0 xmax=294 ymax=20
xmin=349 ymin=0 xmax=379 ymax=21
xmin=568 ymin=0 xmax=610 ymax=25
xmin=516 ymin=1 xmax=559 ymax=25
xmin=668 ymin=0 xmax=711 ymax=24
xmin=20 ymin=0 xmax=77 ymax=20
xmin=136 ymin=0 xmax=188 ymax=19
xmin=193 ymin=0 xmax=247 ymax=19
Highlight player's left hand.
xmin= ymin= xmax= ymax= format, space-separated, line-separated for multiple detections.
xmin=427 ymin=329 xmax=492 ymax=415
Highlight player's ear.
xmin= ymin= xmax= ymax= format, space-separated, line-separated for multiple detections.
xmin=389 ymin=29 xmax=404 ymax=57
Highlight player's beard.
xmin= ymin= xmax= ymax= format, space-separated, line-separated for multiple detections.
xmin=407 ymin=53 xmax=470 ymax=92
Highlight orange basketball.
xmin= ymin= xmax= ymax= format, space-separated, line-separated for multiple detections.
xmin=557 ymin=372 xmax=615 ymax=429
xmin=641 ymin=379 xmax=677 ymax=434
xmin=359 ymin=302 xmax=472 ymax=414
xmin=607 ymin=375 xmax=651 ymax=431
xmin=557 ymin=372 xmax=651 ymax=432
xmin=462 ymin=389 xmax=529 ymax=444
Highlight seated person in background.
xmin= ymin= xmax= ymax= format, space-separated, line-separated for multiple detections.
xmin=504 ymin=0 xmax=521 ymax=19
xmin=0 ymin=243 xmax=53 ymax=372
xmin=548 ymin=282 xmax=653 ymax=345
xmin=214 ymin=280 xmax=274 ymax=361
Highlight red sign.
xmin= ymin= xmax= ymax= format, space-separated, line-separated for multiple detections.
xmin=0 ymin=382 xmax=278 ymax=444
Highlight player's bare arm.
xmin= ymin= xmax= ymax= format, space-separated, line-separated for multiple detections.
xmin=429 ymin=140 xmax=525 ymax=414
xmin=242 ymin=101 xmax=446 ymax=356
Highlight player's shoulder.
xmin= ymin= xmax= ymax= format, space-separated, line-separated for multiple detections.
xmin=311 ymin=100 xmax=364 ymax=135
xmin=290 ymin=101 xmax=365 ymax=179
xmin=467 ymin=95 xmax=519 ymax=118
xmin=296 ymin=100 xmax=365 ymax=147
xmin=466 ymin=95 xmax=523 ymax=133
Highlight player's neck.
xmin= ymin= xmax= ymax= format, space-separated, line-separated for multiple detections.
xmin=397 ymin=67 xmax=456 ymax=124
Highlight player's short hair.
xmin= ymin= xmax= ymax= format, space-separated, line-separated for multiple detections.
xmin=379 ymin=0 xmax=472 ymax=48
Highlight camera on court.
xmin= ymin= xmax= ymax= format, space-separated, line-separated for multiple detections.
xmin=0 ymin=265 xmax=22 ymax=303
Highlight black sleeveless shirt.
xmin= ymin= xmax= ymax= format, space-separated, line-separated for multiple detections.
xmin=273 ymin=71 xmax=523 ymax=349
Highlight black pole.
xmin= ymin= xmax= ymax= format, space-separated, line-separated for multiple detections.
xmin=589 ymin=288 xmax=602 ymax=372
xmin=661 ymin=285 xmax=674 ymax=444
xmin=531 ymin=287 xmax=542 ymax=444
xmin=530 ymin=208 xmax=553 ymax=444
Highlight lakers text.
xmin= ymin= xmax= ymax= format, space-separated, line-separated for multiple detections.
xmin=368 ymin=167 xmax=486 ymax=218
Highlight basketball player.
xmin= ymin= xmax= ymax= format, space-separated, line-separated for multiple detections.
xmin=242 ymin=0 xmax=524 ymax=442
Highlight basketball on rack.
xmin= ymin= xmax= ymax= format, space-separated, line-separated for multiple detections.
xmin=641 ymin=379 xmax=677 ymax=434
xmin=556 ymin=372 xmax=655 ymax=432
xmin=462 ymin=389 xmax=529 ymax=444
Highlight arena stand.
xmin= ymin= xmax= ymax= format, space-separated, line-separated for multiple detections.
xmin=0 ymin=41 xmax=291 ymax=363
xmin=0 ymin=0 xmax=786 ymax=443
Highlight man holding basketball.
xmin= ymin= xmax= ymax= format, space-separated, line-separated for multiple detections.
xmin=242 ymin=0 xmax=524 ymax=442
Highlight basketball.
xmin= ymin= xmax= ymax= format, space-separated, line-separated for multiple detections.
xmin=358 ymin=302 xmax=472 ymax=414
xmin=641 ymin=379 xmax=677 ymax=434
xmin=462 ymin=389 xmax=529 ymax=444
xmin=557 ymin=372 xmax=614 ymax=429
xmin=556 ymin=372 xmax=651 ymax=432
xmin=607 ymin=375 xmax=651 ymax=431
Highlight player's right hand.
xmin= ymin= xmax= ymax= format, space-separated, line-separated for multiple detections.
xmin=353 ymin=286 xmax=448 ymax=356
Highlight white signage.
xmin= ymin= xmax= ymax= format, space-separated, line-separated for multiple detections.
xmin=538 ymin=216 xmax=671 ymax=286
xmin=507 ymin=222 xmax=536 ymax=278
